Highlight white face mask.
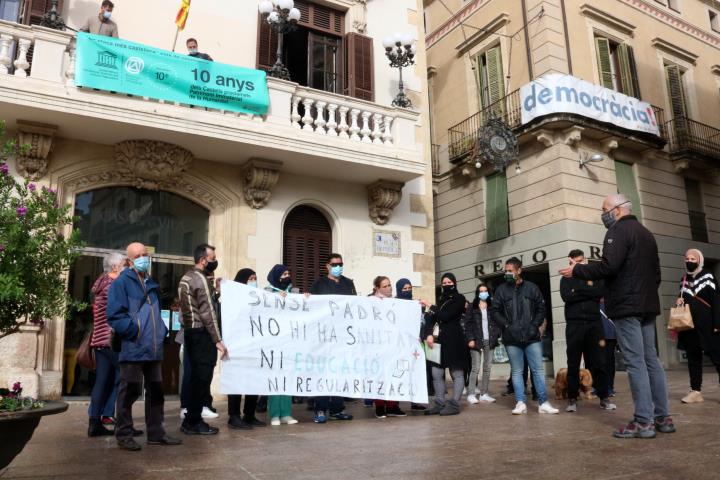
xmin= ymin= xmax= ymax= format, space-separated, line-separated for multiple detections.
xmin=248 ymin=280 xmax=258 ymax=288
xmin=188 ymin=48 xmax=198 ymax=55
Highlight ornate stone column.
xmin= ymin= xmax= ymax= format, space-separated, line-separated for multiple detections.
xmin=15 ymin=120 xmax=58 ymax=181
xmin=367 ymin=180 xmax=404 ymax=225
xmin=242 ymin=159 xmax=282 ymax=209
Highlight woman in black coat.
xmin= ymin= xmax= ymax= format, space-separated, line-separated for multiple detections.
xmin=676 ymin=249 xmax=720 ymax=404
xmin=462 ymin=282 xmax=501 ymax=404
xmin=422 ymin=273 xmax=468 ymax=416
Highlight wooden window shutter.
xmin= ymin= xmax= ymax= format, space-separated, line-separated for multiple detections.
xmin=486 ymin=46 xmax=505 ymax=105
xmin=595 ymin=37 xmax=614 ymax=89
xmin=295 ymin=0 xmax=344 ymax=36
xmin=345 ymin=32 xmax=374 ymax=102
xmin=283 ymin=206 xmax=332 ymax=294
xmin=617 ymin=44 xmax=641 ymax=98
xmin=23 ymin=0 xmax=63 ymax=25
xmin=665 ymin=64 xmax=687 ymax=120
xmin=614 ymin=161 xmax=642 ymax=221
xmin=485 ymin=171 xmax=510 ymax=242
xmin=256 ymin=15 xmax=279 ymax=73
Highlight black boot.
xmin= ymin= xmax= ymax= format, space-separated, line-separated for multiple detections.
xmin=424 ymin=401 xmax=444 ymax=415
xmin=88 ymin=417 xmax=114 ymax=437
xmin=439 ymin=399 xmax=460 ymax=416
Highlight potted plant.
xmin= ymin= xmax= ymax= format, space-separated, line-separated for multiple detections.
xmin=0 ymin=120 xmax=83 ymax=471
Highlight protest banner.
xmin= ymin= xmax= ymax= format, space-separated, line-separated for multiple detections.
xmin=220 ymin=281 xmax=429 ymax=404
xmin=75 ymin=32 xmax=269 ymax=115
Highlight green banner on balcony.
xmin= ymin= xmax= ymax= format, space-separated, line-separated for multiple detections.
xmin=75 ymin=33 xmax=269 ymax=115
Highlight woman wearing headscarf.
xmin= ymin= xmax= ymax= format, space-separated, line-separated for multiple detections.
xmin=463 ymin=282 xmax=501 ymax=404
xmin=676 ymin=249 xmax=720 ymax=404
xmin=421 ymin=273 xmax=468 ymax=415
xmin=396 ymin=278 xmax=429 ymax=412
xmin=264 ymin=264 xmax=299 ymax=426
xmin=226 ymin=268 xmax=266 ymax=429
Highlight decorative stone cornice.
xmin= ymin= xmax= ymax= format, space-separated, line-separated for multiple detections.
xmin=368 ymin=180 xmax=403 ymax=225
xmin=455 ymin=14 xmax=510 ymax=54
xmin=672 ymin=159 xmax=690 ymax=173
xmin=651 ymin=37 xmax=698 ymax=65
xmin=350 ymin=0 xmax=369 ymax=34
xmin=600 ymin=137 xmax=620 ymax=158
xmin=712 ymin=64 xmax=720 ymax=76
xmin=579 ymin=4 xmax=636 ymax=36
xmin=114 ymin=140 xmax=193 ymax=190
xmin=242 ymin=158 xmax=282 ymax=209
xmin=15 ymin=120 xmax=57 ymax=180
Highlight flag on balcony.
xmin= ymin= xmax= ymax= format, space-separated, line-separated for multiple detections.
xmin=175 ymin=0 xmax=191 ymax=30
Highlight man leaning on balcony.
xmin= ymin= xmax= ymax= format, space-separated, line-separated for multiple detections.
xmin=80 ymin=0 xmax=119 ymax=38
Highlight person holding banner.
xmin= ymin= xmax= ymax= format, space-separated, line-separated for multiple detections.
xmin=79 ymin=1 xmax=118 ymax=38
xmin=396 ymin=278 xmax=429 ymax=412
xmin=423 ymin=273 xmax=468 ymax=416
xmin=310 ymin=253 xmax=356 ymax=424
xmin=264 ymin=265 xmax=299 ymax=426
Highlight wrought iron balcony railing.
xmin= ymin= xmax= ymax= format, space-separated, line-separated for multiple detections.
xmin=665 ymin=115 xmax=720 ymax=163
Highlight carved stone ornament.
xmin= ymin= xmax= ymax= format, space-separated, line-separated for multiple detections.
xmin=474 ymin=117 xmax=519 ymax=172
xmin=242 ymin=158 xmax=282 ymax=209
xmin=15 ymin=121 xmax=58 ymax=180
xmin=114 ymin=140 xmax=193 ymax=190
xmin=351 ymin=0 xmax=369 ymax=34
xmin=368 ymin=180 xmax=403 ymax=225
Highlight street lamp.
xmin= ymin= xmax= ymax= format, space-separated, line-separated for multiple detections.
xmin=259 ymin=0 xmax=301 ymax=81
xmin=383 ymin=33 xmax=416 ymax=108
xmin=40 ymin=0 xmax=67 ymax=30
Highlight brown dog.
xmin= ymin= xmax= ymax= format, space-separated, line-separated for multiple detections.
xmin=554 ymin=368 xmax=595 ymax=400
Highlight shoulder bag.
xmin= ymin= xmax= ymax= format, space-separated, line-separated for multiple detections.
xmin=76 ymin=329 xmax=96 ymax=371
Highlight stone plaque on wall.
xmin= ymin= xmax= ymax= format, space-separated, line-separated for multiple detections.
xmin=373 ymin=230 xmax=401 ymax=257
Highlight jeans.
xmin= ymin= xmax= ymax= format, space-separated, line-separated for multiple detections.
xmin=315 ymin=396 xmax=344 ymax=415
xmin=184 ymin=328 xmax=217 ymax=426
xmin=565 ymin=321 xmax=609 ymax=400
xmin=431 ymin=367 xmax=464 ymax=405
xmin=89 ymin=348 xmax=119 ymax=419
xmin=469 ymin=341 xmax=493 ymax=395
xmin=116 ymin=361 xmax=165 ymax=441
xmin=614 ymin=316 xmax=669 ymax=424
xmin=507 ymin=341 xmax=548 ymax=404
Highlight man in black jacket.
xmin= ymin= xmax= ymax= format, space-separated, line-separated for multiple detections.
xmin=560 ymin=194 xmax=673 ymax=439
xmin=309 ymin=253 xmax=356 ymax=424
xmin=560 ymin=249 xmax=614 ymax=413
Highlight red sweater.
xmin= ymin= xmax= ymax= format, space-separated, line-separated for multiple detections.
xmin=90 ymin=274 xmax=114 ymax=348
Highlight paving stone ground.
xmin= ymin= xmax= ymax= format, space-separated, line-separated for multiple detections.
xmin=3 ymin=369 xmax=720 ymax=480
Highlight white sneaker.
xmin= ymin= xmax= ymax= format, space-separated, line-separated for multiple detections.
xmin=179 ymin=408 xmax=187 ymax=419
xmin=474 ymin=387 xmax=482 ymax=395
xmin=462 ymin=387 xmax=467 ymax=395
xmin=467 ymin=395 xmax=479 ymax=405
xmin=538 ymin=401 xmax=559 ymax=414
xmin=281 ymin=416 xmax=298 ymax=425
xmin=480 ymin=394 xmax=496 ymax=403
xmin=201 ymin=406 xmax=219 ymax=419
xmin=512 ymin=401 xmax=527 ymax=415
xmin=271 ymin=417 xmax=281 ymax=426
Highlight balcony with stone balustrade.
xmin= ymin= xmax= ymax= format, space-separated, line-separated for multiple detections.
xmin=0 ymin=20 xmax=425 ymax=185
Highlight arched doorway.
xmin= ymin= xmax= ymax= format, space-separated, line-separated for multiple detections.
xmin=283 ymin=205 xmax=332 ymax=293
xmin=65 ymin=187 xmax=210 ymax=397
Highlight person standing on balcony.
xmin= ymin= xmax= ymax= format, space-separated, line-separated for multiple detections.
xmin=80 ymin=1 xmax=118 ymax=38
xmin=186 ymin=38 xmax=213 ymax=61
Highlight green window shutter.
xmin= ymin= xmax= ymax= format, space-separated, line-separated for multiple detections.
xmin=595 ymin=37 xmax=614 ymax=89
xmin=475 ymin=54 xmax=489 ymax=110
xmin=617 ymin=44 xmax=640 ymax=98
xmin=486 ymin=171 xmax=510 ymax=242
xmin=485 ymin=46 xmax=505 ymax=105
xmin=665 ymin=64 xmax=687 ymax=120
xmin=614 ymin=161 xmax=642 ymax=221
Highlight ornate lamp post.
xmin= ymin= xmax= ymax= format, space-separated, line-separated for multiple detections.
xmin=383 ymin=33 xmax=416 ymax=108
xmin=258 ymin=0 xmax=301 ymax=81
xmin=40 ymin=0 xmax=67 ymax=30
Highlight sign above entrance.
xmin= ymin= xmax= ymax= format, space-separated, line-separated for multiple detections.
xmin=75 ymin=33 xmax=270 ymax=115
xmin=520 ymin=74 xmax=660 ymax=136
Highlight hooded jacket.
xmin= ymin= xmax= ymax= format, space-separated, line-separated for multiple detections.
xmin=490 ymin=279 xmax=546 ymax=347
xmin=107 ymin=268 xmax=166 ymax=362
xmin=267 ymin=264 xmax=291 ymax=292
xmin=560 ymin=277 xmax=604 ymax=323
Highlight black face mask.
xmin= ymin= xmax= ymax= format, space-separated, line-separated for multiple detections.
xmin=686 ymin=261 xmax=699 ymax=273
xmin=279 ymin=278 xmax=292 ymax=289
xmin=204 ymin=260 xmax=218 ymax=274
xmin=442 ymin=285 xmax=455 ymax=295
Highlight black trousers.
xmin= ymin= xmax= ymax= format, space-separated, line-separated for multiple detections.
xmin=604 ymin=339 xmax=617 ymax=392
xmin=184 ymin=328 xmax=217 ymax=426
xmin=228 ymin=394 xmax=259 ymax=419
xmin=679 ymin=327 xmax=720 ymax=391
xmin=116 ymin=361 xmax=165 ymax=441
xmin=566 ymin=321 xmax=608 ymax=400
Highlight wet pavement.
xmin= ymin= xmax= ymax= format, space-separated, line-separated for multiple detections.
xmin=3 ymin=369 xmax=720 ymax=480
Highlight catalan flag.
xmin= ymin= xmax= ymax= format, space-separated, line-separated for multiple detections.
xmin=175 ymin=0 xmax=191 ymax=30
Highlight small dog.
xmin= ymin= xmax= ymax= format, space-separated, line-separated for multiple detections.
xmin=554 ymin=368 xmax=595 ymax=400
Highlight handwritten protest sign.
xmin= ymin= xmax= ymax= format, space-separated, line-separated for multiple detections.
xmin=220 ymin=281 xmax=428 ymax=403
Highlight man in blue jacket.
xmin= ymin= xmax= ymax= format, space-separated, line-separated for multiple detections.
xmin=107 ymin=242 xmax=182 ymax=451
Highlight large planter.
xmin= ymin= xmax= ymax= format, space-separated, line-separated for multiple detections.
xmin=0 ymin=402 xmax=68 ymax=471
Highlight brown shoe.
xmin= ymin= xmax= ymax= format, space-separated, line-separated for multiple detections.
xmin=681 ymin=390 xmax=704 ymax=403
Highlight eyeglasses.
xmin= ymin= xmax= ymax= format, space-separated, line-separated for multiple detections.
xmin=329 ymin=262 xmax=344 ymax=267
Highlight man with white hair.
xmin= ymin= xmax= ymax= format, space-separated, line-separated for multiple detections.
xmin=560 ymin=194 xmax=674 ymax=439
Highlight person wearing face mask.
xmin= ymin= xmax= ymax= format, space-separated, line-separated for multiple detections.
xmin=422 ymin=273 xmax=469 ymax=416
xmin=264 ymin=265 xmax=299 ymax=426
xmin=80 ymin=1 xmax=118 ymax=38
xmin=186 ymin=38 xmax=213 ymax=61
xmin=462 ymin=282 xmax=501 ymax=404
xmin=492 ymin=258 xmax=558 ymax=416
xmin=177 ymin=244 xmax=228 ymax=436
xmin=107 ymin=242 xmax=182 ymax=451
xmin=87 ymin=252 xmax=127 ymax=437
xmin=396 ymin=278 xmax=430 ymax=411
xmin=560 ymin=249 xmax=615 ymax=413
xmin=310 ymin=253 xmax=356 ymax=423
xmin=675 ymin=249 xmax=720 ymax=404
xmin=560 ymin=194 xmax=673 ymax=439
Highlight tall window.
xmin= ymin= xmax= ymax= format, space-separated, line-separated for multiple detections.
xmin=655 ymin=0 xmax=681 ymax=13
xmin=485 ymin=171 xmax=509 ymax=242
xmin=474 ymin=45 xmax=504 ymax=111
xmin=594 ymin=36 xmax=640 ymax=97
xmin=664 ymin=63 xmax=688 ymax=121
xmin=614 ymin=161 xmax=642 ymax=221
xmin=711 ymin=10 xmax=720 ymax=33
xmin=0 ymin=0 xmax=21 ymax=21
xmin=685 ymin=179 xmax=708 ymax=243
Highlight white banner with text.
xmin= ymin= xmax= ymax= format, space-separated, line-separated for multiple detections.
xmin=220 ymin=281 xmax=429 ymax=403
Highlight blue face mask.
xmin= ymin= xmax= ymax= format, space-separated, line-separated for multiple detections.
xmin=479 ymin=292 xmax=490 ymax=301
xmin=247 ymin=281 xmax=258 ymax=288
xmin=102 ymin=10 xmax=112 ymax=20
xmin=133 ymin=256 xmax=150 ymax=273
xmin=331 ymin=265 xmax=343 ymax=277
